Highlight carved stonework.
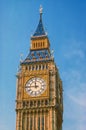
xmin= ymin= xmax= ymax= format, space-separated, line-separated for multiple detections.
xmin=15 ymin=7 xmax=63 ymax=130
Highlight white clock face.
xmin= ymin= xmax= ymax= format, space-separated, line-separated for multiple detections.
xmin=25 ymin=77 xmax=46 ymax=97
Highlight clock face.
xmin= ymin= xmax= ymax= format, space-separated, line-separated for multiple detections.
xmin=25 ymin=77 xmax=46 ymax=97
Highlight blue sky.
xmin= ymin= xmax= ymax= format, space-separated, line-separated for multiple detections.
xmin=0 ymin=0 xmax=86 ymax=130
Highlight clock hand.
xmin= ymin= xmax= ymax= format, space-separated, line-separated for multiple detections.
xmin=35 ymin=78 xmax=36 ymax=87
xmin=35 ymin=85 xmax=39 ymax=88
xmin=31 ymin=85 xmax=39 ymax=88
xmin=34 ymin=78 xmax=38 ymax=88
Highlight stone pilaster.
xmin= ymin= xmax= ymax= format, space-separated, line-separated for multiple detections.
xmin=50 ymin=108 xmax=53 ymax=130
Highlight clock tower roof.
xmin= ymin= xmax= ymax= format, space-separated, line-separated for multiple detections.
xmin=21 ymin=49 xmax=53 ymax=65
xmin=21 ymin=6 xmax=52 ymax=65
xmin=32 ymin=5 xmax=47 ymax=38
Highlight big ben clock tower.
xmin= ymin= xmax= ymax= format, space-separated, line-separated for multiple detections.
xmin=16 ymin=6 xmax=63 ymax=130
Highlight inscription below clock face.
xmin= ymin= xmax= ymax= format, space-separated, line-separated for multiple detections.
xmin=25 ymin=77 xmax=46 ymax=97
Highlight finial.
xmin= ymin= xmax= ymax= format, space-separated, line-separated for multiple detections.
xmin=51 ymin=49 xmax=54 ymax=59
xmin=20 ymin=53 xmax=23 ymax=63
xmin=39 ymin=5 xmax=43 ymax=14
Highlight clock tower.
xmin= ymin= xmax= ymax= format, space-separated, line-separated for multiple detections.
xmin=16 ymin=6 xmax=63 ymax=130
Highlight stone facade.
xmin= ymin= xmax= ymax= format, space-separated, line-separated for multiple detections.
xmin=16 ymin=6 xmax=63 ymax=130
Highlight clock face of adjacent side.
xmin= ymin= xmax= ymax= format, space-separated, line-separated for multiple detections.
xmin=25 ymin=77 xmax=46 ymax=97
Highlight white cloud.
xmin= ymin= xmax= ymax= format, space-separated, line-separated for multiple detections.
xmin=64 ymin=49 xmax=85 ymax=59
xmin=67 ymin=93 xmax=86 ymax=108
xmin=63 ymin=40 xmax=85 ymax=59
xmin=62 ymin=67 xmax=86 ymax=130
xmin=63 ymin=90 xmax=86 ymax=130
xmin=60 ymin=39 xmax=86 ymax=130
xmin=64 ymin=70 xmax=86 ymax=108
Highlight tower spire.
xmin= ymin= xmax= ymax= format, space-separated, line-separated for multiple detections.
xmin=39 ymin=5 xmax=43 ymax=19
xmin=32 ymin=5 xmax=46 ymax=37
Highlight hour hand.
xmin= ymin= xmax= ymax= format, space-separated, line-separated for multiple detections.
xmin=31 ymin=85 xmax=38 ymax=88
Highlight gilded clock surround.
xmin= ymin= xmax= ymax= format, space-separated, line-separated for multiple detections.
xmin=16 ymin=6 xmax=63 ymax=130
xmin=23 ymin=73 xmax=49 ymax=99
xmin=25 ymin=77 xmax=46 ymax=96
